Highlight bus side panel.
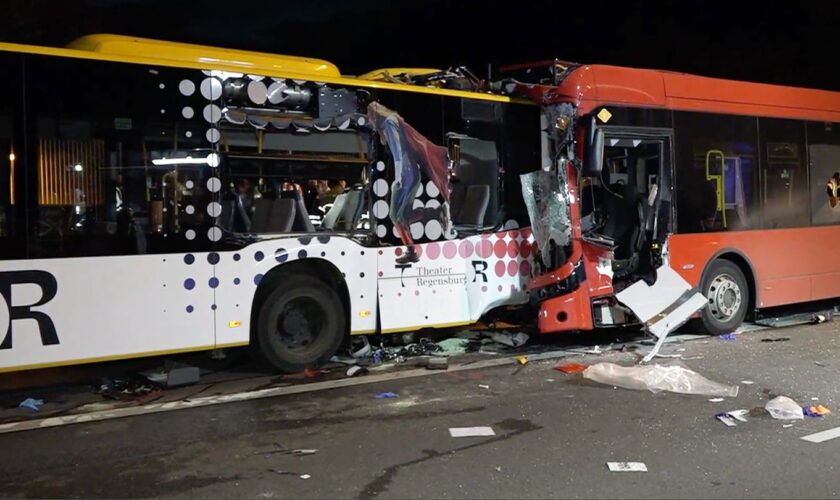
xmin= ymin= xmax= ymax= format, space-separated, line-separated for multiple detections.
xmin=667 ymin=229 xmax=829 ymax=308
xmin=375 ymin=229 xmax=533 ymax=334
xmin=0 ymin=254 xmax=215 ymax=371
xmin=212 ymin=236 xmax=379 ymax=347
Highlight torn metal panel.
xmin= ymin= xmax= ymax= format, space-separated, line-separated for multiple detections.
xmin=616 ymin=265 xmax=707 ymax=339
xmin=520 ymin=169 xmax=571 ymax=267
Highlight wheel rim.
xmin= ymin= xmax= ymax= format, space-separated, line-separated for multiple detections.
xmin=707 ymin=273 xmax=742 ymax=322
xmin=275 ymin=296 xmax=326 ymax=352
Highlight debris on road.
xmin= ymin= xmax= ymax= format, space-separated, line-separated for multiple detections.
xmin=411 ymin=356 xmax=449 ymax=370
xmin=582 ymin=362 xmax=739 ymax=397
xmin=765 ymin=396 xmax=804 ymax=420
xmin=755 ymin=311 xmax=833 ymax=328
xmin=478 ymin=384 xmax=490 ymax=390
xmin=99 ymin=378 xmax=161 ymax=402
xmin=554 ymin=363 xmax=588 ymax=374
xmin=718 ymin=333 xmax=737 ymax=341
xmin=716 ymin=413 xmax=737 ymax=426
xmin=708 ymin=398 xmax=725 ymax=403
xmin=607 ymin=462 xmax=648 ymax=472
xmin=140 ymin=362 xmax=200 ymax=388
xmin=727 ymin=409 xmax=749 ymax=422
xmin=18 ymin=398 xmax=44 ymax=412
xmin=436 ymin=338 xmax=469 ymax=356
xmin=516 ymin=356 xmax=528 ymax=365
xmin=449 ymin=426 xmax=496 ymax=437
xmin=801 ymin=426 xmax=840 ymax=443
xmin=803 ymin=404 xmax=831 ymax=417
xmin=741 ymin=380 xmax=755 ymax=385
xmin=346 ymin=366 xmax=368 ymax=377
xmin=255 ymin=444 xmax=318 ymax=456
xmin=761 ymin=337 xmax=791 ymax=343
xmin=374 ymin=392 xmax=399 ymax=399
xmin=268 ymin=469 xmax=311 ymax=479
xmin=488 ymin=331 xmax=530 ymax=348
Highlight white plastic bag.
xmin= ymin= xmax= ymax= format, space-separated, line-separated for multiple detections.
xmin=582 ymin=362 xmax=739 ymax=397
xmin=765 ymin=396 xmax=804 ymax=420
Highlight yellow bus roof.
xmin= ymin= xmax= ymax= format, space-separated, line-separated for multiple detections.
xmin=67 ymin=34 xmax=342 ymax=79
xmin=0 ymin=34 xmax=516 ymax=103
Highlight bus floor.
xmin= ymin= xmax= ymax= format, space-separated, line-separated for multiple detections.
xmin=1 ymin=319 xmax=840 ymax=498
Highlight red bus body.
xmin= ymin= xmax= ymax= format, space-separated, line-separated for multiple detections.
xmin=530 ymin=64 xmax=840 ymax=333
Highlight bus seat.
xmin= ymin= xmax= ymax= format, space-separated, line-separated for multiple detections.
xmin=217 ymin=200 xmax=235 ymax=230
xmin=336 ymin=189 xmax=365 ymax=231
xmin=321 ymin=193 xmax=347 ymax=230
xmin=249 ymin=198 xmax=273 ymax=233
xmin=449 ymin=184 xmax=467 ymax=221
xmin=455 ymin=184 xmax=490 ymax=226
xmin=281 ymin=190 xmax=315 ymax=232
xmin=250 ymin=198 xmax=296 ymax=233
xmin=601 ymin=183 xmax=641 ymax=261
xmin=266 ymin=198 xmax=296 ymax=233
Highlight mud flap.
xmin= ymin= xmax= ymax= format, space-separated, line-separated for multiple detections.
xmin=616 ymin=265 xmax=707 ymax=363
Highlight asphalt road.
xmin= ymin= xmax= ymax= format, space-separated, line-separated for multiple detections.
xmin=1 ymin=321 xmax=840 ymax=499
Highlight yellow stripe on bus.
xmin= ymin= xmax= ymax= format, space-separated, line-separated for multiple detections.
xmin=379 ymin=320 xmax=475 ymax=334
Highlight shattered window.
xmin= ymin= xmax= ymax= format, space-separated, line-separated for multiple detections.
xmin=759 ymin=118 xmax=808 ymax=229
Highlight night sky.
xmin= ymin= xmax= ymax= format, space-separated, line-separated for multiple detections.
xmin=5 ymin=0 xmax=840 ymax=90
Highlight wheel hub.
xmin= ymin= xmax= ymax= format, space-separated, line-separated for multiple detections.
xmin=277 ymin=298 xmax=323 ymax=350
xmin=707 ymin=274 xmax=742 ymax=322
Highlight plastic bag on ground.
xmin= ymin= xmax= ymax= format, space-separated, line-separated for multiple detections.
xmin=765 ymin=396 xmax=804 ymax=420
xmin=582 ymin=362 xmax=739 ymax=397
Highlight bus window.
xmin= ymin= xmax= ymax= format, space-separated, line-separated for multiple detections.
xmin=23 ymin=55 xmax=215 ymax=258
xmin=807 ymin=121 xmax=840 ymax=226
xmin=674 ymin=112 xmax=759 ymax=233
xmin=758 ymin=118 xmax=808 ymax=229
xmin=0 ymin=53 xmax=23 ymax=260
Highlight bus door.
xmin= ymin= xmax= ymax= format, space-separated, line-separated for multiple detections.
xmin=376 ymin=242 xmax=471 ymax=333
xmin=584 ymin=125 xmax=704 ymax=337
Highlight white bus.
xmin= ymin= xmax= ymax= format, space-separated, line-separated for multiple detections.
xmin=0 ymin=35 xmax=543 ymax=373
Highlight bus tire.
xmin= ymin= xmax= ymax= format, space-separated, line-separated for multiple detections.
xmin=254 ymin=274 xmax=346 ymax=372
xmin=700 ymin=259 xmax=749 ymax=335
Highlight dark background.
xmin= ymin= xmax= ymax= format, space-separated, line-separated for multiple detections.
xmin=4 ymin=0 xmax=840 ymax=89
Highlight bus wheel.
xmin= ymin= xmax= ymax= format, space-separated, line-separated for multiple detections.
xmin=255 ymin=274 xmax=346 ymax=372
xmin=700 ymin=259 xmax=749 ymax=335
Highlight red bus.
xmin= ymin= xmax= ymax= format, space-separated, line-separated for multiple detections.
xmin=507 ymin=61 xmax=840 ymax=336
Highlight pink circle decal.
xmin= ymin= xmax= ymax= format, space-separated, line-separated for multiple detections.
xmin=497 ymin=284 xmax=503 ymax=292
xmin=507 ymin=260 xmax=518 ymax=277
xmin=495 ymin=261 xmax=506 ymax=277
xmin=477 ymin=239 xmax=493 ymax=258
xmin=426 ymin=242 xmax=441 ymax=259
xmin=507 ymin=240 xmax=519 ymax=258
xmin=481 ymin=285 xmax=488 ymax=292
xmin=508 ymin=230 xmax=519 ymax=239
xmin=520 ymin=241 xmax=532 ymax=258
xmin=520 ymin=228 xmax=532 ymax=239
xmin=494 ymin=240 xmax=507 ymax=259
xmin=443 ymin=242 xmax=457 ymax=259
xmin=414 ymin=245 xmax=423 ymax=258
xmin=395 ymin=247 xmax=403 ymax=257
xmin=459 ymin=240 xmax=474 ymax=258
xmin=520 ymin=260 xmax=531 ymax=276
